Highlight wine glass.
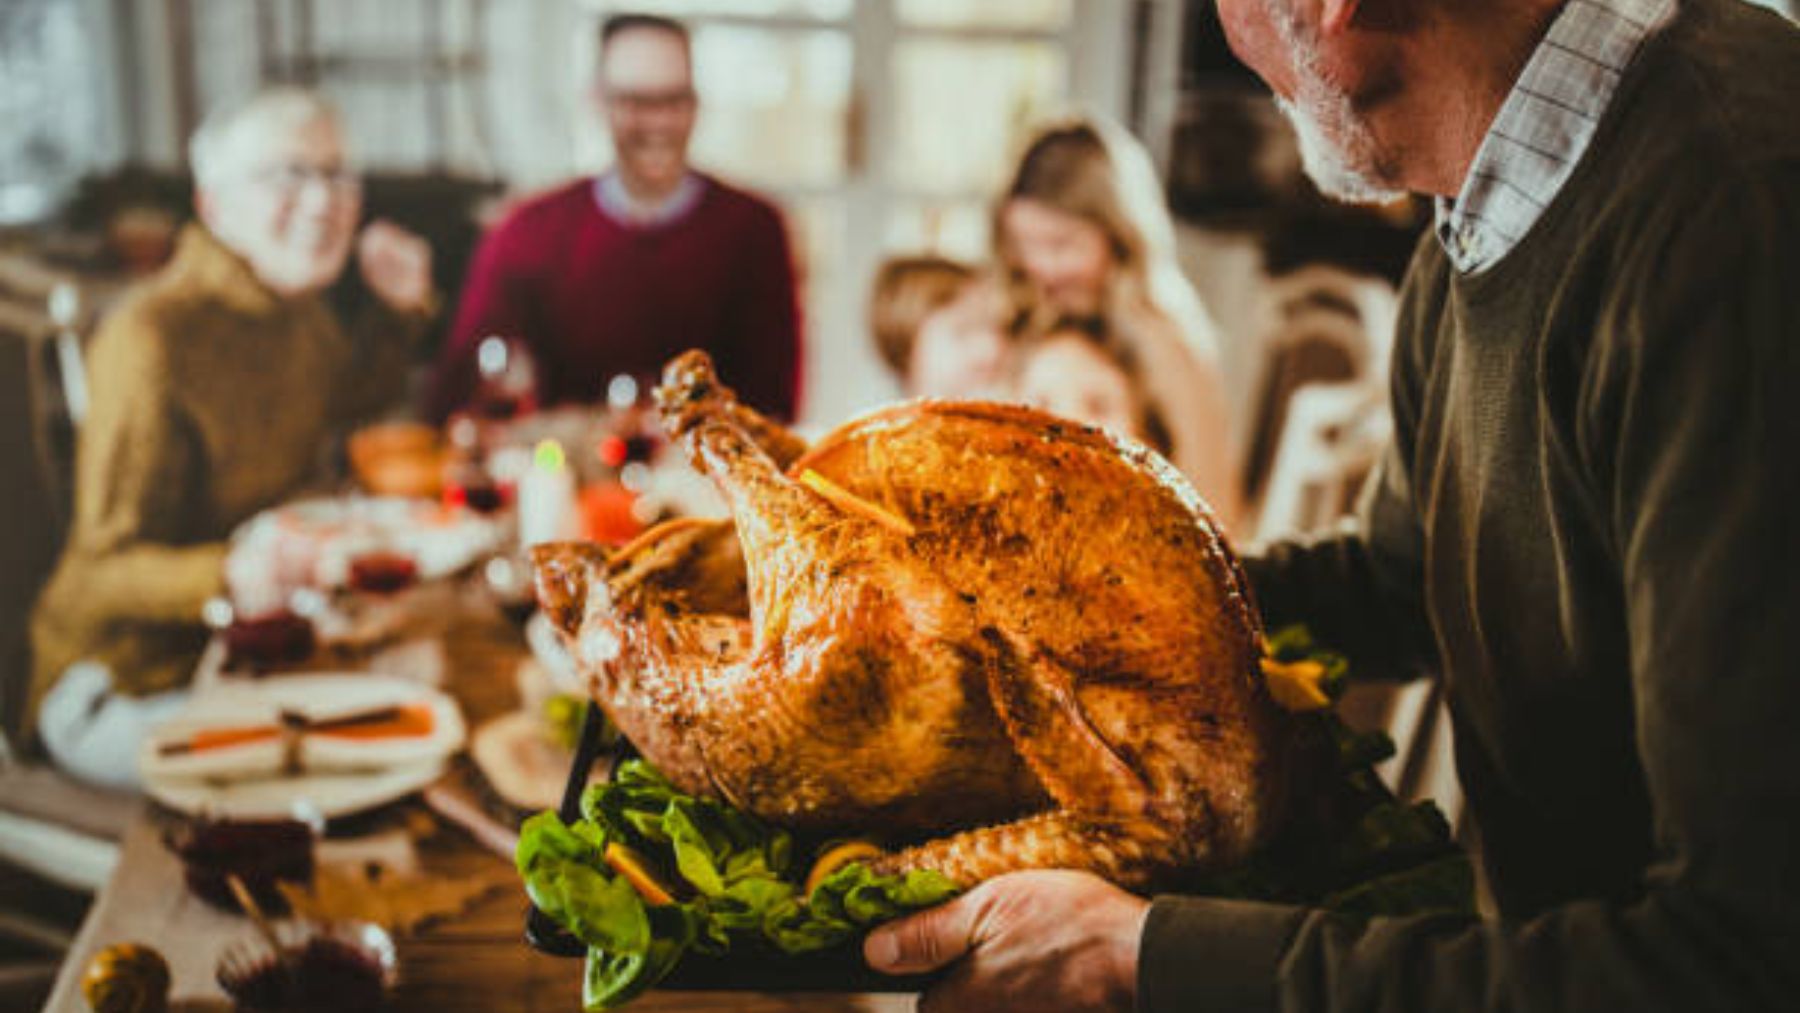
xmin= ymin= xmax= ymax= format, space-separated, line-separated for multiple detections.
xmin=473 ymin=335 xmax=538 ymax=422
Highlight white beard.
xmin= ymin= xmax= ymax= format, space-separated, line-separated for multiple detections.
xmin=1268 ymin=7 xmax=1407 ymax=205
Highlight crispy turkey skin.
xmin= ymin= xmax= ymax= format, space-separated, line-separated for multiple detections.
xmin=534 ymin=350 xmax=1294 ymax=890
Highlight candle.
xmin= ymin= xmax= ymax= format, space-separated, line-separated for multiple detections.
xmin=517 ymin=440 xmax=579 ymax=547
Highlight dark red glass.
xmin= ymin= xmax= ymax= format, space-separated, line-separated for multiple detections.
xmin=461 ymin=482 xmax=507 ymax=515
xmin=623 ymin=434 xmax=657 ymax=463
xmin=224 ymin=611 xmax=317 ymax=672
xmin=166 ymin=817 xmax=315 ymax=915
xmin=476 ymin=392 xmax=531 ymax=421
xmin=347 ymin=552 xmax=419 ymax=595
xmin=223 ymin=938 xmax=386 ymax=1011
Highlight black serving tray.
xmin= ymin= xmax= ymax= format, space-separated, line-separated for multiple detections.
xmin=522 ymin=701 xmax=936 ymax=993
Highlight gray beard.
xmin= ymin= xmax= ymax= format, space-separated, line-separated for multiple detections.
xmin=1265 ymin=2 xmax=1408 ymax=205
xmin=1274 ymin=93 xmax=1406 ymax=205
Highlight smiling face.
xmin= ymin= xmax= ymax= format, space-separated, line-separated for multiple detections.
xmin=1013 ymin=332 xmax=1143 ymax=440
xmin=1216 ymin=0 xmax=1406 ymax=204
xmin=999 ymin=197 xmax=1115 ymax=318
xmin=906 ymin=280 xmax=1010 ymax=400
xmin=199 ymin=114 xmax=360 ymax=296
xmin=598 ymin=26 xmax=698 ymax=198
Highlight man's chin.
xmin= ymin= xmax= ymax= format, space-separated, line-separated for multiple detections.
xmin=621 ymin=153 xmax=688 ymax=190
xmin=1275 ymin=96 xmax=1407 ymax=206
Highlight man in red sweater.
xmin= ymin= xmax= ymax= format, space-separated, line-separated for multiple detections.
xmin=428 ymin=13 xmax=803 ymax=421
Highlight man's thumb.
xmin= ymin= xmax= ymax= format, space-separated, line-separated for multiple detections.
xmin=864 ymin=893 xmax=978 ymax=974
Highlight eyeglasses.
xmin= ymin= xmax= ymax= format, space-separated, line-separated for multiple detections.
xmin=251 ymin=163 xmax=362 ymax=195
xmin=605 ymin=88 xmax=697 ymax=114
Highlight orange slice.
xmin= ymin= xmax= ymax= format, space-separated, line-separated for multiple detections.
xmin=804 ymin=840 xmax=886 ymax=897
xmin=1260 ymin=657 xmax=1332 ymax=712
xmin=604 ymin=842 xmax=677 ymax=906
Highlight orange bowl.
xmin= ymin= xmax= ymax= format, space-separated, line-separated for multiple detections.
xmin=349 ymin=423 xmax=444 ymax=498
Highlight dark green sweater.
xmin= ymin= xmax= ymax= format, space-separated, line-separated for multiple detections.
xmin=1141 ymin=1 xmax=1800 ymax=1009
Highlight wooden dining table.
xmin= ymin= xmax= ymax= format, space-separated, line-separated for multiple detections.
xmin=43 ymin=586 xmax=915 ymax=1012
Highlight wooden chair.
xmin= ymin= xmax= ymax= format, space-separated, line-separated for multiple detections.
xmin=0 ymin=271 xmax=125 ymax=904
xmin=1238 ymin=265 xmax=1396 ymax=533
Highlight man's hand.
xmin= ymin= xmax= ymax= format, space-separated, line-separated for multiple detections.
xmin=864 ymin=870 xmax=1149 ymax=1013
xmin=357 ymin=219 xmax=433 ymax=314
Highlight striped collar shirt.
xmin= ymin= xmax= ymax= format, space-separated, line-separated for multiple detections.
xmin=1436 ymin=0 xmax=1677 ymax=273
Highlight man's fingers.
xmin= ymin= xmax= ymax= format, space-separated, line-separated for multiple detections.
xmin=864 ymin=890 xmax=981 ymax=975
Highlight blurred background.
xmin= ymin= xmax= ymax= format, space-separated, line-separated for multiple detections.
xmin=0 ymin=0 xmax=1432 ymax=411
xmin=5 ymin=0 xmax=1794 ymax=775
xmin=2 ymin=2 xmax=1796 ymax=1004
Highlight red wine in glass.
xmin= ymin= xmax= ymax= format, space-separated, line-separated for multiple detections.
xmin=476 ymin=392 xmax=528 ymax=421
xmin=461 ymin=481 xmax=507 ymax=515
xmin=224 ymin=610 xmax=316 ymax=672
xmin=222 ymin=937 xmax=387 ymax=1011
xmin=348 ymin=551 xmax=419 ymax=594
xmin=473 ymin=336 xmax=538 ymax=423
xmin=166 ymin=817 xmax=315 ymax=914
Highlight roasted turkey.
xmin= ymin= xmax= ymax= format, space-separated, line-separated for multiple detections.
xmin=534 ymin=350 xmax=1296 ymax=890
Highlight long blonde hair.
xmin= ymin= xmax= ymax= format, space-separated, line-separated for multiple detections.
xmin=994 ymin=115 xmax=1240 ymax=523
xmin=994 ymin=115 xmax=1219 ymax=356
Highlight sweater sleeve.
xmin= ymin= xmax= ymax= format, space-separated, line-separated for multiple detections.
xmin=426 ymin=212 xmax=539 ymax=422
xmin=60 ymin=310 xmax=227 ymax=629
xmin=1238 ymin=443 xmax=1437 ymax=682
xmin=1140 ymin=167 xmax=1800 ymax=1013
xmin=335 ymin=296 xmax=435 ymax=427
xmin=715 ymin=202 xmax=802 ymax=421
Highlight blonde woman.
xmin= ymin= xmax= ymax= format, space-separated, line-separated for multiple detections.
xmin=994 ymin=116 xmax=1241 ymax=527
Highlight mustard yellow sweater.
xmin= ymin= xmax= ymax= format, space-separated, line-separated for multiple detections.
xmin=29 ymin=226 xmax=428 ymax=722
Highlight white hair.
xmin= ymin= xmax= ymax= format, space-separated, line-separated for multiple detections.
xmin=1264 ymin=2 xmax=1406 ymax=204
xmin=188 ymin=88 xmax=343 ymax=190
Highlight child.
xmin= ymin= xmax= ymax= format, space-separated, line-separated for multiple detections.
xmin=868 ymin=256 xmax=1008 ymax=399
xmin=1011 ymin=323 xmax=1171 ymax=457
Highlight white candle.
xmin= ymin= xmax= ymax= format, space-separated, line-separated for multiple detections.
xmin=517 ymin=440 xmax=579 ymax=547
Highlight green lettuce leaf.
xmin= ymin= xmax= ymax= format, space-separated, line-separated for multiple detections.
xmin=583 ymin=937 xmax=685 ymax=1012
xmin=809 ymin=863 xmax=960 ymax=926
xmin=522 ymin=816 xmax=655 ymax=957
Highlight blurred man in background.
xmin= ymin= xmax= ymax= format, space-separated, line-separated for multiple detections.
xmin=29 ymin=89 xmax=434 ymax=789
xmin=428 ymin=13 xmax=803 ymax=422
xmin=865 ymin=0 xmax=1800 ymax=1009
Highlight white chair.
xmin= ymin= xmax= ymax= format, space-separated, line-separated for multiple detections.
xmin=1252 ymin=382 xmax=1390 ymax=544
xmin=1237 ymin=266 xmax=1396 ymax=531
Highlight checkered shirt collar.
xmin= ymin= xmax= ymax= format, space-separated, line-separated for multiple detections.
xmin=1435 ymin=0 xmax=1677 ymax=273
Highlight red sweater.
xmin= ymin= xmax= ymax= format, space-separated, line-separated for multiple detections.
xmin=429 ymin=176 xmax=802 ymax=421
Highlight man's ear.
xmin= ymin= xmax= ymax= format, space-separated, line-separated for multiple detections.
xmin=1320 ymin=0 xmax=1361 ymax=35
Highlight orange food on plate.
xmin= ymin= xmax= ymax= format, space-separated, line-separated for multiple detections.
xmin=165 ymin=703 xmax=437 ymax=755
xmin=317 ymin=703 xmax=437 ymax=740
xmin=349 ymin=422 xmax=445 ymax=498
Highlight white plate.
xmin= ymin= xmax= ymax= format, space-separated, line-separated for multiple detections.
xmin=141 ymin=674 xmax=466 ymax=820
xmin=233 ymin=495 xmax=502 ymax=586
xmin=144 ymin=757 xmax=449 ymax=822
xmin=470 ymin=711 xmax=583 ymax=812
